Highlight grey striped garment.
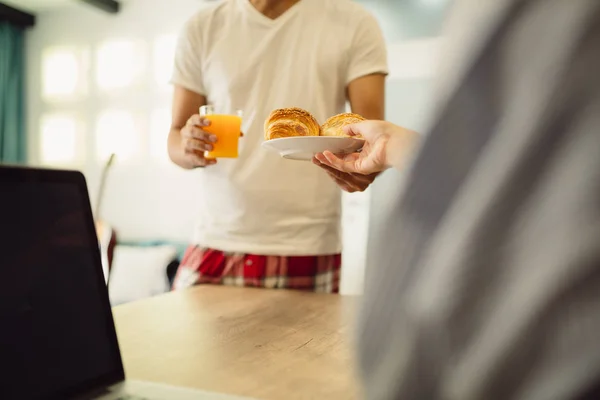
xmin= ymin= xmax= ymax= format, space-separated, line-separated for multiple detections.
xmin=358 ymin=1 xmax=600 ymax=399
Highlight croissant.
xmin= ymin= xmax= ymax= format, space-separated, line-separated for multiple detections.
xmin=321 ymin=113 xmax=366 ymax=137
xmin=264 ymin=107 xmax=321 ymax=140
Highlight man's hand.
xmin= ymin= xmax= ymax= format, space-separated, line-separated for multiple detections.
xmin=179 ymin=114 xmax=218 ymax=167
xmin=312 ymin=156 xmax=379 ymax=193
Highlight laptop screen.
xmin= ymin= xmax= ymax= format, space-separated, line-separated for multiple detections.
xmin=0 ymin=170 xmax=124 ymax=400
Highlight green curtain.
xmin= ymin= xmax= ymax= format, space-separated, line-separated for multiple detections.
xmin=0 ymin=21 xmax=26 ymax=164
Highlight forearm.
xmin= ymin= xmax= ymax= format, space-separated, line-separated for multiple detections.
xmin=354 ymin=105 xmax=384 ymax=121
xmin=348 ymin=73 xmax=386 ymax=119
xmin=168 ymin=127 xmax=195 ymax=170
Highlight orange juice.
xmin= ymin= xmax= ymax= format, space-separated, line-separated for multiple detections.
xmin=203 ymin=114 xmax=242 ymax=158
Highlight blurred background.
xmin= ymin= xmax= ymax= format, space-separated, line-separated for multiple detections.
xmin=0 ymin=0 xmax=449 ymax=302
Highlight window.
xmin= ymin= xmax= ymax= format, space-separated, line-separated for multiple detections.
xmin=39 ymin=114 xmax=80 ymax=165
xmin=96 ymin=40 xmax=145 ymax=90
xmin=95 ymin=110 xmax=140 ymax=162
xmin=38 ymin=34 xmax=179 ymax=167
xmin=42 ymin=47 xmax=88 ymax=99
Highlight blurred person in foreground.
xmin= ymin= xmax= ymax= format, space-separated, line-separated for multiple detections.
xmin=167 ymin=0 xmax=387 ymax=292
xmin=315 ymin=0 xmax=600 ymax=399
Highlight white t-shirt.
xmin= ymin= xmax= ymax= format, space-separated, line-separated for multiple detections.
xmin=171 ymin=0 xmax=387 ymax=256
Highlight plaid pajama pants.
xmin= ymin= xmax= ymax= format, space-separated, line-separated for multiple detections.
xmin=172 ymin=245 xmax=341 ymax=293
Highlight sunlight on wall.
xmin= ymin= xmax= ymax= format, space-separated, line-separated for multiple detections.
xmin=42 ymin=47 xmax=88 ymax=99
xmin=39 ymin=114 xmax=80 ymax=164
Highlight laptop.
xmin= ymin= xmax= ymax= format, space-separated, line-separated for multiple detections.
xmin=0 ymin=166 xmax=251 ymax=400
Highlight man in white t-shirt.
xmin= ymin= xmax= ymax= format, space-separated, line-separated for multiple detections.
xmin=168 ymin=0 xmax=387 ymax=292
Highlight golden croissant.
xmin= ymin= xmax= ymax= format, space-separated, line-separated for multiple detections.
xmin=264 ymin=107 xmax=321 ymax=140
xmin=321 ymin=113 xmax=366 ymax=137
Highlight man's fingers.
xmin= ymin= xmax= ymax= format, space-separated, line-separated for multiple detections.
xmin=186 ymin=137 xmax=214 ymax=152
xmin=190 ymin=153 xmax=216 ymax=167
xmin=186 ymin=148 xmax=208 ymax=161
xmin=187 ymin=115 xmax=201 ymax=126
xmin=199 ymin=158 xmax=217 ymax=167
xmin=187 ymin=115 xmax=210 ymax=127
xmin=186 ymin=126 xmax=217 ymax=142
xmin=180 ymin=117 xmax=218 ymax=169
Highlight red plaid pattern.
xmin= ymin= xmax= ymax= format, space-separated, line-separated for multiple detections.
xmin=172 ymin=245 xmax=341 ymax=293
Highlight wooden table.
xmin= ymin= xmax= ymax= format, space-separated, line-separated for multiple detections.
xmin=112 ymin=286 xmax=361 ymax=400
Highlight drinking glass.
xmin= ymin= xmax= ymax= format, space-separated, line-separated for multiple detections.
xmin=200 ymin=105 xmax=243 ymax=159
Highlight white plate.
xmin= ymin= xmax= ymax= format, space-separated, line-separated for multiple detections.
xmin=261 ymin=136 xmax=364 ymax=161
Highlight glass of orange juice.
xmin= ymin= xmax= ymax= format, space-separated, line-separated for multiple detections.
xmin=200 ymin=105 xmax=243 ymax=159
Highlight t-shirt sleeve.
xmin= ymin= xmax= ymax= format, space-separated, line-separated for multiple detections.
xmin=346 ymin=11 xmax=389 ymax=85
xmin=170 ymin=17 xmax=206 ymax=96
